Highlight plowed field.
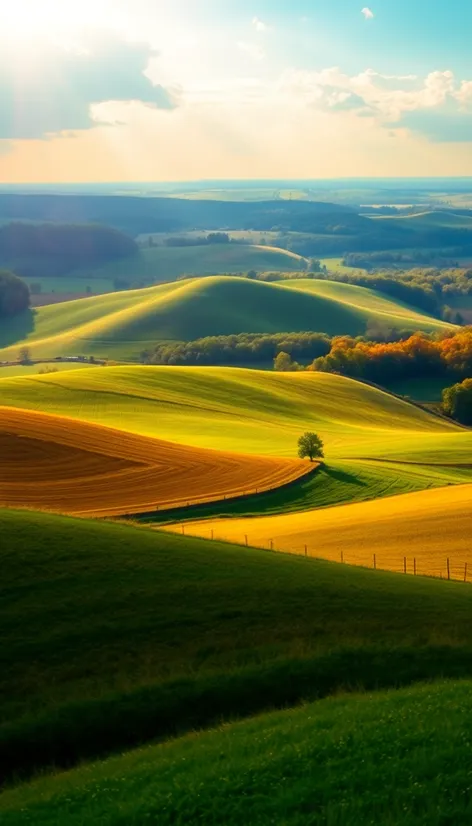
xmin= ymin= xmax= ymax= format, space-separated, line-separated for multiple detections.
xmin=0 ymin=407 xmax=311 ymax=517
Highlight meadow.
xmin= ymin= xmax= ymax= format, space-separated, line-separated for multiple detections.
xmin=3 ymin=508 xmax=472 ymax=785
xmin=0 ymin=276 xmax=455 ymax=361
xmin=2 ymin=681 xmax=472 ymax=825
xmin=0 ymin=366 xmax=468 ymax=462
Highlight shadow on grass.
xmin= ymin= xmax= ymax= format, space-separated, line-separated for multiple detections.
xmin=0 ymin=310 xmax=35 ymax=349
xmin=3 ymin=645 xmax=472 ymax=785
xmin=323 ymin=465 xmax=368 ymax=487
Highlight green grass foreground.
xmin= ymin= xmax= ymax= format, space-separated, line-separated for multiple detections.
xmin=3 ymin=509 xmax=472 ymax=781
xmin=2 ymin=680 xmax=472 ymax=825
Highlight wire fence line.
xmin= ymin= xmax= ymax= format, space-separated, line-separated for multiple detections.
xmin=178 ymin=525 xmax=471 ymax=584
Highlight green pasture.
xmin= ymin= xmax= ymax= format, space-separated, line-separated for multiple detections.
xmin=2 ymin=509 xmax=472 ymax=784
xmin=0 ymin=366 xmax=469 ymax=462
xmin=2 ymin=681 xmax=472 ymax=826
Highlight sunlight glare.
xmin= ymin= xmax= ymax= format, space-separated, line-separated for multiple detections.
xmin=1 ymin=0 xmax=125 ymax=42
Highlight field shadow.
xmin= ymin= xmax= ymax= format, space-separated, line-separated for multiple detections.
xmin=0 ymin=310 xmax=36 ymax=349
xmin=323 ymin=465 xmax=367 ymax=488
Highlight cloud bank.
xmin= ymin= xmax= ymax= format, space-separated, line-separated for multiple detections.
xmin=0 ymin=31 xmax=176 ymax=139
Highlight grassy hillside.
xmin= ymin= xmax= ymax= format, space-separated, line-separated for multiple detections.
xmin=72 ymin=243 xmax=307 ymax=283
xmin=2 ymin=681 xmax=472 ymax=825
xmin=0 ymin=366 xmax=469 ymax=462
xmin=176 ymin=483 xmax=472 ymax=580
xmin=0 ymin=276 xmax=455 ymax=361
xmin=374 ymin=209 xmax=472 ymax=231
xmin=3 ymin=509 xmax=472 ymax=782
xmin=0 ymin=407 xmax=309 ymax=516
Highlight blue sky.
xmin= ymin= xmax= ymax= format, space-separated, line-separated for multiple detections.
xmin=0 ymin=0 xmax=471 ymax=181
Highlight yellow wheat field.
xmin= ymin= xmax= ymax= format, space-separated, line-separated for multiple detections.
xmin=0 ymin=407 xmax=311 ymax=517
xmin=170 ymin=485 xmax=472 ymax=581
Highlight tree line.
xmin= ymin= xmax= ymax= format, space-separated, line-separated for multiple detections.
xmin=140 ymin=332 xmax=331 ymax=367
xmin=0 ymin=223 xmax=137 ymax=278
xmin=309 ymin=330 xmax=472 ymax=383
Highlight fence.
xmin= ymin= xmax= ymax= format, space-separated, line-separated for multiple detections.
xmin=177 ymin=525 xmax=471 ymax=584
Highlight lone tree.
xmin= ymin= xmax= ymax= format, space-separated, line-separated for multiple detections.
xmin=298 ymin=432 xmax=324 ymax=462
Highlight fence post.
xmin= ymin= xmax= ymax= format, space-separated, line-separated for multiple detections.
xmin=373 ymin=554 xmax=376 ymax=570
xmin=404 ymin=556 xmax=407 ymax=574
xmin=211 ymin=529 xmax=214 ymax=540
xmin=245 ymin=535 xmax=248 ymax=547
xmin=181 ymin=524 xmax=185 ymax=535
xmin=465 ymin=562 xmax=468 ymax=583
xmin=447 ymin=558 xmax=451 ymax=581
xmin=341 ymin=550 xmax=344 ymax=564
xmin=304 ymin=545 xmax=307 ymax=557
xmin=270 ymin=539 xmax=273 ymax=551
xmin=414 ymin=558 xmax=417 ymax=576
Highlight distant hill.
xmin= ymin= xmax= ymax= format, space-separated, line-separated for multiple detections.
xmin=0 ymin=194 xmax=362 ymax=236
xmin=374 ymin=210 xmax=472 ymax=232
xmin=0 ymin=276 xmax=455 ymax=361
xmin=71 ymin=243 xmax=307 ymax=284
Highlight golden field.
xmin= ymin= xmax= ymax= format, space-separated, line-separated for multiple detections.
xmin=169 ymin=484 xmax=472 ymax=581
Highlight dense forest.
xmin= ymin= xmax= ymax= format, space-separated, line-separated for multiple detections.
xmin=0 ymin=270 xmax=30 ymax=318
xmin=141 ymin=332 xmax=331 ymax=367
xmin=0 ymin=223 xmax=137 ymax=278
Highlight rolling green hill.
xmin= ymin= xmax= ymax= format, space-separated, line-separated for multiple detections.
xmin=2 ymin=681 xmax=471 ymax=826
xmin=0 ymin=276 xmax=455 ymax=361
xmin=2 ymin=508 xmax=472 ymax=784
xmin=71 ymin=242 xmax=307 ymax=283
xmin=0 ymin=366 xmax=468 ymax=460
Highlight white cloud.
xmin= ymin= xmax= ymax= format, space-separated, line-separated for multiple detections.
xmin=280 ymin=66 xmax=472 ymax=142
xmin=0 ymin=30 xmax=176 ymax=139
xmin=237 ymin=41 xmax=265 ymax=62
xmin=252 ymin=17 xmax=268 ymax=32
xmin=361 ymin=7 xmax=374 ymax=19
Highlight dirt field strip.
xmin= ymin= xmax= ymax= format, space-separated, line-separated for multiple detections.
xmin=0 ymin=407 xmax=312 ymax=517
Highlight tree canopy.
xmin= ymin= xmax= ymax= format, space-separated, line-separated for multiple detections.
xmin=442 ymin=379 xmax=472 ymax=425
xmin=297 ymin=433 xmax=325 ymax=462
xmin=0 ymin=269 xmax=30 ymax=318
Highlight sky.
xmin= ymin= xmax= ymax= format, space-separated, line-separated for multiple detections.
xmin=0 ymin=0 xmax=471 ymax=182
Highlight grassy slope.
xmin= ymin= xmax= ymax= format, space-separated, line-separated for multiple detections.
xmin=3 ymin=509 xmax=472 ymax=781
xmin=72 ymin=243 xmax=307 ymax=282
xmin=2 ymin=681 xmax=472 ymax=826
xmin=0 ymin=363 xmax=95 ymax=377
xmin=0 ymin=366 xmax=469 ymax=463
xmin=176 ymin=483 xmax=472 ymax=580
xmin=0 ymin=407 xmax=309 ymax=517
xmin=0 ymin=276 xmax=454 ymax=361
